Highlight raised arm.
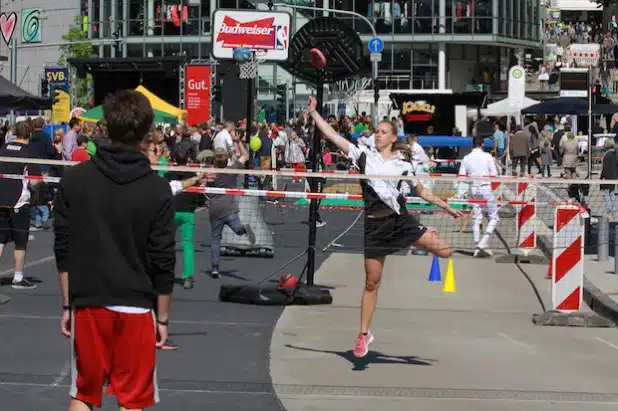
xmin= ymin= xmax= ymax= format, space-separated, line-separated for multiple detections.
xmin=307 ymin=97 xmax=352 ymax=156
xmin=236 ymin=139 xmax=248 ymax=164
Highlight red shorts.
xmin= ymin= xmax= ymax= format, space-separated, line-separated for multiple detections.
xmin=70 ymin=307 xmax=158 ymax=409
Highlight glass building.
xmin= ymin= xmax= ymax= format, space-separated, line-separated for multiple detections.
xmin=82 ymin=0 xmax=542 ymax=107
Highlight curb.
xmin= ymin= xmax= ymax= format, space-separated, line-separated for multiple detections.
xmin=537 ymin=234 xmax=618 ymax=327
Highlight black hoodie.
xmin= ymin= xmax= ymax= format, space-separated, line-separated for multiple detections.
xmin=53 ymin=145 xmax=176 ymax=309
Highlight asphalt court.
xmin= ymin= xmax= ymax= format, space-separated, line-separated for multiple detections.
xmin=0 ymin=203 xmax=376 ymax=411
xmin=0 ymin=195 xmax=549 ymax=410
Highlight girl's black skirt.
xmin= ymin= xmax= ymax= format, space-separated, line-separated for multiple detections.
xmin=364 ymin=211 xmax=427 ymax=259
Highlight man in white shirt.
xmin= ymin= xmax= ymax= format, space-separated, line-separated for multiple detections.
xmin=458 ymin=136 xmax=499 ymax=257
xmin=213 ymin=121 xmax=235 ymax=154
xmin=407 ymin=134 xmax=433 ymax=190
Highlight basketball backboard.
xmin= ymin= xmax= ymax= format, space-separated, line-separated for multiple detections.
xmin=212 ymin=9 xmax=291 ymax=62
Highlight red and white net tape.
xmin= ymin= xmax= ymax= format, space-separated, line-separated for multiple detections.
xmin=0 ymin=173 xmax=61 ymax=183
xmin=0 ymin=172 xmax=580 ymax=207
xmin=0 ymin=156 xmax=607 ymax=184
xmin=184 ymin=186 xmax=572 ymax=207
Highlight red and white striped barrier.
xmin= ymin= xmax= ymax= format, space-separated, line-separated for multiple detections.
xmin=551 ymin=205 xmax=585 ymax=312
xmin=491 ymin=181 xmax=503 ymax=208
xmin=516 ymin=182 xmax=536 ymax=251
xmin=0 ymin=173 xmax=60 ymax=183
xmin=280 ymin=167 xmax=361 ymax=175
xmin=186 ymin=186 xmax=563 ymax=206
xmin=0 ymin=172 xmax=567 ymax=206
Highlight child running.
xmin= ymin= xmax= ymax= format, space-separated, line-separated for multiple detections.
xmin=307 ymin=97 xmax=463 ymax=358
xmin=207 ymin=141 xmax=256 ymax=278
xmin=165 ymin=144 xmax=203 ymax=290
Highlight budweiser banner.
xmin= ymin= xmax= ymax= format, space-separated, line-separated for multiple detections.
xmin=566 ymin=44 xmax=600 ymax=67
xmin=212 ymin=10 xmax=291 ymax=61
xmin=185 ymin=65 xmax=211 ymax=126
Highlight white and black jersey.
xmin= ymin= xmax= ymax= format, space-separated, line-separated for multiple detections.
xmin=348 ymin=142 xmax=417 ymax=215
xmin=347 ymin=142 xmax=427 ymax=258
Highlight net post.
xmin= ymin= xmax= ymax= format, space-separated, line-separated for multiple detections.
xmin=244 ymin=76 xmax=254 ymax=188
xmin=306 ymin=72 xmax=325 ymax=286
xmin=614 ymin=225 xmax=618 ymax=275
xmin=598 ymin=215 xmax=609 ymax=262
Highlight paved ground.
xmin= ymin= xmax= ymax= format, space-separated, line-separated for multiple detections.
xmin=270 ymin=249 xmax=618 ymax=410
xmin=2 ymin=175 xmax=617 ymax=410
xmin=0 ymin=205 xmax=359 ymax=411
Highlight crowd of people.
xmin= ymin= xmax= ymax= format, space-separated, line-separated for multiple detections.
xmin=535 ymin=17 xmax=618 ymax=92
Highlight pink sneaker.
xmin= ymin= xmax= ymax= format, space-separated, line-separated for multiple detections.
xmin=353 ymin=331 xmax=374 ymax=358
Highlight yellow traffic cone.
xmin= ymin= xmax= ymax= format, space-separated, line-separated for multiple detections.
xmin=443 ymin=258 xmax=456 ymax=293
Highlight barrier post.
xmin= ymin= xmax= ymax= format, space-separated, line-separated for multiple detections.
xmin=598 ymin=215 xmax=609 ymax=262
xmin=614 ymin=226 xmax=618 ymax=275
xmin=552 ymin=205 xmax=584 ymax=312
xmin=516 ymin=181 xmax=537 ymax=255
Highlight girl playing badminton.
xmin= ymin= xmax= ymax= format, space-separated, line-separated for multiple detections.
xmin=306 ymin=96 xmax=463 ymax=358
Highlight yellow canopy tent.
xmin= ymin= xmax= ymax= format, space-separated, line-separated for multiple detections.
xmin=135 ymin=85 xmax=187 ymax=121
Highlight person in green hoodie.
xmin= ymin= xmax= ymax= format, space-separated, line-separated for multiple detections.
xmin=164 ymin=144 xmax=203 ymax=290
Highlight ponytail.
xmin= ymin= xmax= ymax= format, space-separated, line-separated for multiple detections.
xmin=392 ymin=141 xmax=411 ymax=161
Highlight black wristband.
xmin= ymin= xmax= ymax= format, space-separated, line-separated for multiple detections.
xmin=62 ymin=305 xmax=70 ymax=310
xmin=157 ymin=319 xmax=169 ymax=326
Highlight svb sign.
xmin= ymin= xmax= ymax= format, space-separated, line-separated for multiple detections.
xmin=45 ymin=67 xmax=71 ymax=123
xmin=185 ymin=65 xmax=211 ymax=125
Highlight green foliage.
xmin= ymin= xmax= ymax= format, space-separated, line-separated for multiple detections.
xmin=59 ymin=19 xmax=95 ymax=108
xmin=594 ymin=0 xmax=615 ymax=7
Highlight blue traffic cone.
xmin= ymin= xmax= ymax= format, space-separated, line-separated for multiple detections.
xmin=428 ymin=255 xmax=441 ymax=282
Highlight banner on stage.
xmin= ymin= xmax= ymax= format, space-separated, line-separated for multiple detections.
xmin=185 ymin=65 xmax=211 ymax=125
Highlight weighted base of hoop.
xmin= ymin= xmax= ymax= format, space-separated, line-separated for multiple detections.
xmin=219 ymin=283 xmax=333 ymax=305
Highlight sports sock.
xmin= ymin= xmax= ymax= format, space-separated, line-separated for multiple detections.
xmin=13 ymin=271 xmax=23 ymax=283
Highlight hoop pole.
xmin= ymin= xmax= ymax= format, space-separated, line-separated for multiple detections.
xmin=243 ymin=53 xmax=255 ymax=188
xmin=306 ymin=68 xmax=325 ymax=287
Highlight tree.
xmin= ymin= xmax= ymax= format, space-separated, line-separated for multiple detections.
xmin=59 ymin=18 xmax=95 ymax=108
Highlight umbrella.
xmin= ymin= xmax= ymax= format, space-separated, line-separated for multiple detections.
xmin=0 ymin=75 xmax=52 ymax=110
xmin=77 ymin=105 xmax=179 ymax=124
xmin=521 ymin=97 xmax=618 ymax=115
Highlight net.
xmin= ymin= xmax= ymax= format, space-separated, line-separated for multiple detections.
xmin=0 ymin=156 xmax=598 ymax=258
xmin=238 ymin=49 xmax=268 ymax=80
xmin=0 ymin=153 xmax=605 ymax=315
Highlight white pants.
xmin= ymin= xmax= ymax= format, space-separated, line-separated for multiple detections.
xmin=415 ymin=163 xmax=433 ymax=191
xmin=470 ymin=185 xmax=499 ymax=247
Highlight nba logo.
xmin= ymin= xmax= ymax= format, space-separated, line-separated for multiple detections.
xmin=275 ymin=26 xmax=288 ymax=50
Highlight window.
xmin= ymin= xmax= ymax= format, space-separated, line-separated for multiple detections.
xmin=474 ymin=0 xmax=492 ymax=34
xmin=128 ymin=0 xmax=144 ymax=36
xmin=393 ymin=47 xmax=411 ymax=71
xmin=497 ymin=0 xmax=504 ymax=35
xmin=333 ymin=0 xmax=355 ymax=30
xmin=379 ymin=43 xmax=393 ymax=71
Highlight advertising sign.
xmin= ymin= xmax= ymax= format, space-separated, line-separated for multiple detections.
xmin=185 ymin=65 xmax=211 ymax=126
xmin=391 ymin=93 xmax=485 ymax=134
xmin=212 ymin=9 xmax=290 ymax=61
xmin=508 ymin=65 xmax=525 ymax=105
xmin=560 ymin=68 xmax=589 ymax=98
xmin=566 ymin=44 xmax=600 ymax=67
xmin=45 ymin=67 xmax=71 ymax=123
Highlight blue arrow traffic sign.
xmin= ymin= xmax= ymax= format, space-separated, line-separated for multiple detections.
xmin=368 ymin=37 xmax=384 ymax=53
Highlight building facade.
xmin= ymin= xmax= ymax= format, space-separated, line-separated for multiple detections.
xmin=1 ymin=0 xmax=543 ymax=110
xmin=0 ymin=0 xmax=80 ymax=96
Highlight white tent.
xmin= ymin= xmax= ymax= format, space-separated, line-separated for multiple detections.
xmin=482 ymin=96 xmax=539 ymax=117
xmin=467 ymin=96 xmax=539 ymax=119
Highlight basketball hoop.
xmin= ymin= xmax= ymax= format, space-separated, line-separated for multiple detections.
xmin=238 ymin=49 xmax=268 ymax=80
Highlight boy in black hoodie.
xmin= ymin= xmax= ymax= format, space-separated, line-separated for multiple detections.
xmin=53 ymin=90 xmax=175 ymax=411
